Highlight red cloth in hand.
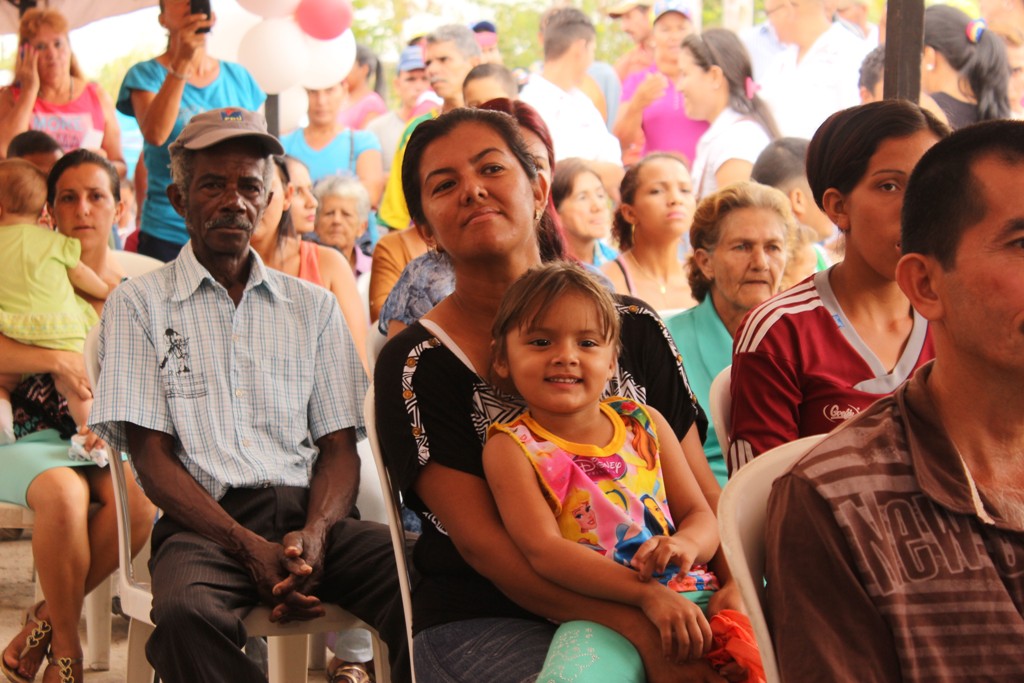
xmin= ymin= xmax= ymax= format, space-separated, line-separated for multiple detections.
xmin=706 ymin=609 xmax=766 ymax=683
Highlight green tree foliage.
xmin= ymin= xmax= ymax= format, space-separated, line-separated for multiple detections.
xmin=92 ymin=47 xmax=159 ymax=102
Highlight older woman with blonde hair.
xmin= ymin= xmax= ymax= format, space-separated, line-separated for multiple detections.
xmin=666 ymin=182 xmax=794 ymax=485
xmin=314 ymin=174 xmax=373 ymax=279
xmin=0 ymin=9 xmax=124 ymax=174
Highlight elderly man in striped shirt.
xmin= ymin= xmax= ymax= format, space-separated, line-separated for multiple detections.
xmin=90 ymin=108 xmax=409 ymax=683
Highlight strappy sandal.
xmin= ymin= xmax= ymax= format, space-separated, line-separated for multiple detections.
xmin=326 ymin=659 xmax=374 ymax=683
xmin=1 ymin=602 xmax=52 ymax=683
xmin=42 ymin=656 xmax=81 ymax=683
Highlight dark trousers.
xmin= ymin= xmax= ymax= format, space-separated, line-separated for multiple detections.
xmin=137 ymin=231 xmax=185 ymax=263
xmin=147 ymin=487 xmax=410 ymax=683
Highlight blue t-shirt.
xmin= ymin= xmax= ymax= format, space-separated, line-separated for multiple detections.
xmin=117 ymin=59 xmax=264 ymax=246
xmin=279 ymin=128 xmax=381 ymax=182
xmin=592 ymin=241 xmax=619 ymax=267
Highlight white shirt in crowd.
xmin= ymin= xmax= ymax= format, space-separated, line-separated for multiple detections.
xmin=691 ymin=107 xmax=772 ymax=200
xmin=759 ymin=22 xmax=873 ymax=138
xmin=519 ymin=73 xmax=623 ymax=165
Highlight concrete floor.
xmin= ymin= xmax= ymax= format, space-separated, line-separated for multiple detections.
xmin=0 ymin=534 xmax=336 ymax=682
xmin=0 ymin=535 xmax=129 ymax=683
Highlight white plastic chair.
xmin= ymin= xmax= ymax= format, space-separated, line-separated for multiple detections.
xmin=357 ymin=271 xmax=372 ymax=325
xmin=83 ymin=326 xmax=392 ymax=683
xmin=708 ymin=365 xmax=731 ymax=455
xmin=364 ymin=384 xmax=417 ymax=682
xmin=114 ymin=250 xmax=163 ymax=277
xmin=717 ymin=433 xmax=827 ymax=683
xmin=365 ymin=322 xmax=388 ymax=375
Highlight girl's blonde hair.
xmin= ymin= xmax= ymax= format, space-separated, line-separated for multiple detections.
xmin=492 ymin=261 xmax=620 ymax=363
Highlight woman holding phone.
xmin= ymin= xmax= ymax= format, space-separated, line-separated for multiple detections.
xmin=116 ymin=0 xmax=264 ymax=262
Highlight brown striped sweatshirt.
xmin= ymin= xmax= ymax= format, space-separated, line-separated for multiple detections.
xmin=765 ymin=362 xmax=1024 ymax=682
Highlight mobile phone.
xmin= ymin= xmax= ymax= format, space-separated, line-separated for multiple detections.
xmin=190 ymin=0 xmax=212 ymax=33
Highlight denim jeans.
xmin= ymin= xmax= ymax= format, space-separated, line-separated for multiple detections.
xmin=413 ymin=617 xmax=556 ymax=683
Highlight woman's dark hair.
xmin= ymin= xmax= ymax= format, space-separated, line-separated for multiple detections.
xmin=682 ymin=28 xmax=780 ymax=139
xmin=355 ymin=43 xmax=385 ymax=99
xmin=924 ymin=5 xmax=1010 ymax=121
xmin=270 ymin=156 xmax=296 ymax=250
xmin=47 ymin=148 xmax=120 ymax=206
xmin=478 ymin=98 xmax=566 ymax=261
xmin=612 ymin=152 xmax=689 ymax=250
xmin=551 ymin=158 xmax=601 ymax=211
xmin=402 ymin=106 xmax=567 ymax=262
xmin=8 ymin=130 xmax=62 ymax=158
xmin=806 ymin=100 xmax=951 ymax=211
xmin=464 ymin=64 xmax=519 ymax=100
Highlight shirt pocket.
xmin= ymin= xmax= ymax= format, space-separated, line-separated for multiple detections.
xmin=163 ymin=369 xmax=208 ymax=400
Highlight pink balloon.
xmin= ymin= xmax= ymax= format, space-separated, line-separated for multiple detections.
xmin=295 ymin=0 xmax=353 ymax=41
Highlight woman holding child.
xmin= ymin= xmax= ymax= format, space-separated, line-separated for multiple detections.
xmin=375 ymin=107 xmax=739 ymax=682
xmin=0 ymin=151 xmax=155 ymax=683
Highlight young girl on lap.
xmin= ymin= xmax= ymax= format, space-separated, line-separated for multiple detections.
xmin=483 ymin=262 xmax=721 ymax=680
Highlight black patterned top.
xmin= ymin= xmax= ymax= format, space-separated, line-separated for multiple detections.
xmin=374 ymin=294 xmax=705 ymax=633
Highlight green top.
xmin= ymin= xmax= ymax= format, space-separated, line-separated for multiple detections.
xmin=665 ymin=296 xmax=733 ymax=486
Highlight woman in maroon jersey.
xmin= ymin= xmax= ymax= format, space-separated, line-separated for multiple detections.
xmin=727 ymin=100 xmax=950 ymax=476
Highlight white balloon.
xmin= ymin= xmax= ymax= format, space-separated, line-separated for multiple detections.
xmin=237 ymin=0 xmax=301 ymax=19
xmin=275 ymin=85 xmax=310 ymax=136
xmin=300 ymin=30 xmax=357 ymax=90
xmin=205 ymin=10 xmax=261 ymax=63
xmin=238 ymin=18 xmax=310 ymax=95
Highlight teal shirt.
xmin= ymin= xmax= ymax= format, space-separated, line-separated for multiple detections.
xmin=117 ymin=59 xmax=265 ymax=245
xmin=665 ymin=297 xmax=732 ymax=486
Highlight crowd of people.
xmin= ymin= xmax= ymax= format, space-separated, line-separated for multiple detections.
xmin=0 ymin=1 xmax=1022 ymax=683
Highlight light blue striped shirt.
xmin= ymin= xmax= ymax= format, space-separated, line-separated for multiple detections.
xmin=90 ymin=243 xmax=367 ymax=499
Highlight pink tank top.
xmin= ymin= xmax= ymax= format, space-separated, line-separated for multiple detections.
xmin=13 ymin=82 xmax=106 ymax=153
xmin=337 ymin=92 xmax=387 ymax=130
xmin=297 ymin=240 xmax=324 ymax=287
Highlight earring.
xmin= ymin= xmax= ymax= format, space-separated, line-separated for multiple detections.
xmin=925 ymin=63 xmax=934 ymax=71
xmin=535 ymin=208 xmax=543 ymax=223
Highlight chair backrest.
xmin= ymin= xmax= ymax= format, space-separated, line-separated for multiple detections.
xmin=357 ymin=271 xmax=372 ymax=324
xmin=114 ymin=250 xmax=163 ymax=278
xmin=366 ymin=323 xmax=388 ymax=375
xmin=717 ymin=433 xmax=827 ymax=683
xmin=84 ymin=325 xmax=146 ymax=599
xmin=708 ymin=365 xmax=731 ymax=454
xmin=355 ymin=436 xmax=387 ymax=525
xmin=363 ymin=384 xmax=416 ymax=682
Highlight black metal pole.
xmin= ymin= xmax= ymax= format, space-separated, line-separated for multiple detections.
xmin=266 ymin=93 xmax=279 ymax=138
xmin=884 ymin=0 xmax=924 ymax=101
xmin=12 ymin=0 xmax=39 ymax=17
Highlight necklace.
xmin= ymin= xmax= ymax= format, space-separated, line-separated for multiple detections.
xmin=627 ymin=251 xmax=675 ymax=295
xmin=41 ymin=76 xmax=73 ymax=104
